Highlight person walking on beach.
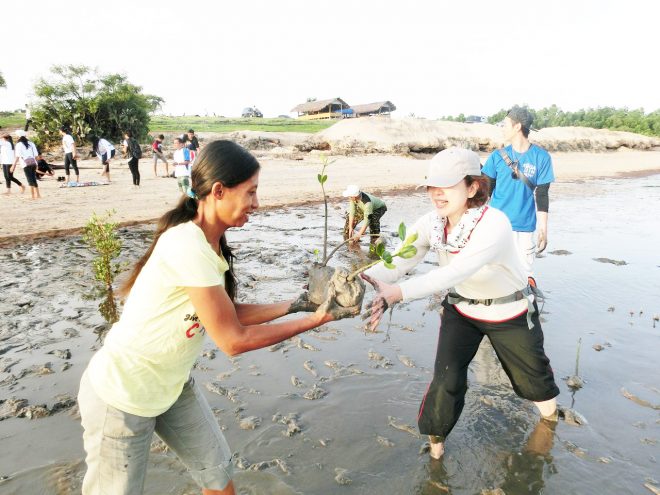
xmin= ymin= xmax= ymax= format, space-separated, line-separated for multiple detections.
xmin=1 ymin=134 xmax=25 ymax=194
xmin=24 ymin=104 xmax=32 ymax=132
xmin=77 ymin=140 xmax=338 ymax=495
xmin=173 ymin=136 xmax=192 ymax=194
xmin=123 ymin=131 xmax=142 ymax=188
xmin=482 ymin=106 xmax=554 ymax=280
xmin=90 ymin=136 xmax=115 ymax=183
xmin=59 ymin=126 xmax=80 ymax=184
xmin=342 ymin=184 xmax=387 ymax=245
xmin=152 ymin=134 xmax=169 ymax=177
xmin=13 ymin=131 xmax=41 ymax=199
xmin=362 ymin=147 xmax=559 ymax=460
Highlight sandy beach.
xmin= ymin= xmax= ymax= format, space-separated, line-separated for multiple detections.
xmin=1 ymin=123 xmax=660 ymax=494
xmin=2 ymin=147 xmax=660 ymax=245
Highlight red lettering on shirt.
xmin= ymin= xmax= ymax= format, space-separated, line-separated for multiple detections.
xmin=185 ymin=323 xmax=200 ymax=339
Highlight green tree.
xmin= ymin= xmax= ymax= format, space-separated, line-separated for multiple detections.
xmin=0 ymin=72 xmax=5 ymax=88
xmin=31 ymin=65 xmax=163 ymax=147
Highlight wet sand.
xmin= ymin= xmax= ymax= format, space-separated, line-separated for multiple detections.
xmin=1 ymin=150 xmax=660 ymax=245
xmin=1 ymin=171 xmax=659 ymax=493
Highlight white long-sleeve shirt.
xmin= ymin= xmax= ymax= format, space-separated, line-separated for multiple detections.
xmin=365 ymin=207 xmax=530 ymax=322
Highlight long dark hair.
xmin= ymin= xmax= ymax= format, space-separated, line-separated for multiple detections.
xmin=119 ymin=140 xmax=261 ymax=301
xmin=89 ymin=136 xmax=100 ymax=152
xmin=17 ymin=136 xmax=29 ymax=149
xmin=2 ymin=135 xmax=13 ymax=150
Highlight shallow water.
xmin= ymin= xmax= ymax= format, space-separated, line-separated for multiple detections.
xmin=1 ymin=175 xmax=659 ymax=494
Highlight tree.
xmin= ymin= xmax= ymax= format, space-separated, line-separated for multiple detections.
xmin=0 ymin=72 xmax=5 ymax=88
xmin=31 ymin=65 xmax=163 ymax=147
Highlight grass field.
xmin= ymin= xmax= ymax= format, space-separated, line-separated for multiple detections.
xmin=0 ymin=113 xmax=337 ymax=134
xmin=149 ymin=116 xmax=336 ymax=133
xmin=0 ymin=112 xmax=26 ymax=129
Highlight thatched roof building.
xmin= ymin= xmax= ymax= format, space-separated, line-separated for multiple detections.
xmin=351 ymin=101 xmax=396 ymax=117
xmin=291 ymin=98 xmax=351 ymax=119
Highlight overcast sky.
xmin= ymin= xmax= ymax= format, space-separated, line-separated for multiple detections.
xmin=1 ymin=0 xmax=657 ymax=119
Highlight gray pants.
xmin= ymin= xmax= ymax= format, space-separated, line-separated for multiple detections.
xmin=78 ymin=371 xmax=233 ymax=494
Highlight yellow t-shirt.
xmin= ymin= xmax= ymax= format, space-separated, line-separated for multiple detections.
xmin=87 ymin=221 xmax=228 ymax=417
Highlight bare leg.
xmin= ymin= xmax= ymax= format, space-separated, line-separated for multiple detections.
xmin=429 ymin=436 xmax=445 ymax=459
xmin=534 ymin=398 xmax=558 ymax=421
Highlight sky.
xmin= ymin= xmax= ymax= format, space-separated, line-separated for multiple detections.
xmin=1 ymin=0 xmax=658 ymax=119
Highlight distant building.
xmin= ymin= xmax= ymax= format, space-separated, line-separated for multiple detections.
xmin=291 ymin=98 xmax=351 ymax=120
xmin=351 ymin=101 xmax=397 ymax=117
xmin=465 ymin=115 xmax=487 ymax=123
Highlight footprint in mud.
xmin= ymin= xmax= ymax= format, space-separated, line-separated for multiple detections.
xmin=593 ymin=257 xmax=627 ymax=266
xmin=398 ymin=355 xmax=416 ymax=368
xmin=387 ymin=416 xmax=420 ymax=438
xmin=303 ymin=360 xmax=318 ymax=377
xmin=334 ymin=468 xmax=352 ymax=485
xmin=376 ymin=435 xmax=395 ymax=447
xmin=548 ymin=249 xmax=572 ymax=256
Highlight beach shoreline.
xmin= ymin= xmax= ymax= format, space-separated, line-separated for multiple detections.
xmin=1 ymin=149 xmax=660 ymax=247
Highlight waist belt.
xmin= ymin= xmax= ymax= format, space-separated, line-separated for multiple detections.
xmin=447 ymin=285 xmax=543 ymax=329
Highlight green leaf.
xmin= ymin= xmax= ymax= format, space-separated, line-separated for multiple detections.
xmin=398 ymin=222 xmax=406 ymax=241
xmin=403 ymin=232 xmax=418 ymax=246
xmin=317 ymin=173 xmax=323 ymax=183
xmin=383 ymin=261 xmax=395 ymax=269
xmin=383 ymin=253 xmax=393 ymax=264
xmin=376 ymin=243 xmax=386 ymax=258
xmin=320 ymin=175 xmax=328 ymax=184
xmin=398 ymin=245 xmax=418 ymax=259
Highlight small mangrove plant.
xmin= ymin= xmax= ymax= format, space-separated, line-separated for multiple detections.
xmin=83 ymin=210 xmax=124 ymax=289
xmin=307 ymin=155 xmax=417 ymax=316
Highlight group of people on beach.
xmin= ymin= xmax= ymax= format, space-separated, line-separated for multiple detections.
xmin=0 ymin=125 xmax=204 ymax=198
xmin=76 ymin=106 xmax=559 ymax=494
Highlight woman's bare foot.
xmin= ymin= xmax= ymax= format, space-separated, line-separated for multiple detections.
xmin=429 ymin=436 xmax=445 ymax=459
xmin=20 ymin=185 xmax=26 ymax=193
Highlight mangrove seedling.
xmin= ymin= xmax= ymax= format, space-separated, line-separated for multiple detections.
xmin=348 ymin=222 xmax=418 ymax=281
xmin=82 ymin=209 xmax=124 ymax=289
xmin=317 ymin=154 xmax=333 ymax=261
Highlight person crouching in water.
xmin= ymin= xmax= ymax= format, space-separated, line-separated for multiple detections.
xmin=90 ymin=136 xmax=116 ymax=183
xmin=362 ymin=147 xmax=559 ymax=460
xmin=77 ymin=140 xmax=339 ymax=495
xmin=342 ymin=184 xmax=387 ymax=246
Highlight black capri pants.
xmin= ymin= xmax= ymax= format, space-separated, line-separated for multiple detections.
xmin=367 ymin=205 xmax=387 ymax=237
xmin=417 ymin=298 xmax=559 ymax=441
xmin=64 ymin=152 xmax=79 ymax=176
xmin=23 ymin=165 xmax=38 ymax=187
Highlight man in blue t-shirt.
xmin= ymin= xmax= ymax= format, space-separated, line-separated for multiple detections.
xmin=482 ymin=106 xmax=554 ymax=278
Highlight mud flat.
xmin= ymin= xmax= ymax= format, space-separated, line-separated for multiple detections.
xmin=1 ymin=172 xmax=659 ymax=494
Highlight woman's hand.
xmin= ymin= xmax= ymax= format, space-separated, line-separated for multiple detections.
xmin=360 ymin=273 xmax=403 ymax=332
xmin=313 ymin=285 xmax=360 ymax=324
xmin=288 ymin=292 xmax=319 ymax=314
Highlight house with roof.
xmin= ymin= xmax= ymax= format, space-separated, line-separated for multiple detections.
xmin=351 ymin=101 xmax=397 ymax=117
xmin=291 ymin=98 xmax=351 ymax=120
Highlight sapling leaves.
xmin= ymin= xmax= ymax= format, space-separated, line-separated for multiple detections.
xmin=398 ymin=222 xmax=406 ymax=241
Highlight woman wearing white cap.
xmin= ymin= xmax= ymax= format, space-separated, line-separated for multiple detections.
xmin=361 ymin=147 xmax=559 ymax=459
xmin=342 ymin=184 xmax=387 ymax=245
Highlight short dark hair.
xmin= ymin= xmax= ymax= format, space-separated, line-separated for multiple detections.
xmin=465 ymin=175 xmax=490 ymax=208
xmin=188 ymin=129 xmax=195 ymax=133
xmin=158 ymin=134 xmax=165 ymax=140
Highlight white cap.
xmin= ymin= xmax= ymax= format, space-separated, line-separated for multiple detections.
xmin=342 ymin=184 xmax=360 ymax=197
xmin=418 ymin=147 xmax=481 ymax=188
xmin=15 ymin=129 xmax=27 ymax=137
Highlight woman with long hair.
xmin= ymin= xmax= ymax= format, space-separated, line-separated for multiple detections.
xmin=78 ymin=140 xmax=336 ymax=495
xmin=362 ymin=147 xmax=559 ymax=460
xmin=123 ymin=130 xmax=141 ymax=187
xmin=13 ymin=132 xmax=40 ymax=199
xmin=1 ymin=134 xmax=24 ymax=194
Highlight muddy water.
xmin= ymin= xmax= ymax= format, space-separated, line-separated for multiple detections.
xmin=1 ymin=175 xmax=659 ymax=494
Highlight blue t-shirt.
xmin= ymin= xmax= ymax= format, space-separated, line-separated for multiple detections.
xmin=482 ymin=144 xmax=554 ymax=232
